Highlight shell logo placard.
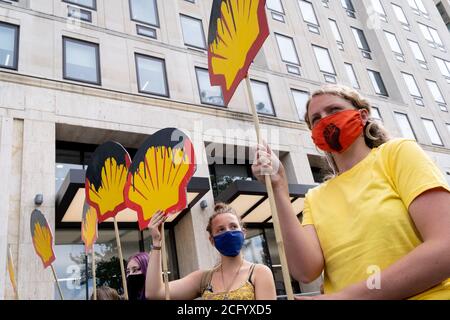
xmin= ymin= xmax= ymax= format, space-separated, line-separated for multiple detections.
xmin=125 ymin=128 xmax=196 ymax=230
xmin=30 ymin=209 xmax=56 ymax=268
xmin=85 ymin=141 xmax=131 ymax=223
xmin=208 ymin=0 xmax=270 ymax=105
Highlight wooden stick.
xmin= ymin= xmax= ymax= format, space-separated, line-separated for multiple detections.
xmin=161 ymin=221 xmax=171 ymax=300
xmin=7 ymin=244 xmax=19 ymax=300
xmin=92 ymin=250 xmax=97 ymax=300
xmin=50 ymin=264 xmax=64 ymax=300
xmin=245 ymin=76 xmax=294 ymax=300
xmin=114 ymin=217 xmax=129 ymax=300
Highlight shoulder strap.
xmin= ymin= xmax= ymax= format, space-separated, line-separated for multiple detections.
xmin=247 ymin=264 xmax=256 ymax=285
xmin=199 ymin=269 xmax=214 ymax=294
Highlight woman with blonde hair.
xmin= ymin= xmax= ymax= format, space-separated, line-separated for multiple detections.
xmin=252 ymin=84 xmax=450 ymax=299
xmin=145 ymin=203 xmax=276 ymax=300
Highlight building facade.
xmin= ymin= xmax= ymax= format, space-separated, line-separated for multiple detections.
xmin=1 ymin=0 xmax=450 ymax=300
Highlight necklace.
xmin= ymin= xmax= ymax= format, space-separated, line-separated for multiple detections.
xmin=220 ymin=259 xmax=244 ymax=300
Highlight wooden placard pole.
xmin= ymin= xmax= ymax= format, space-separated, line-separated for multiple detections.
xmin=114 ymin=217 xmax=129 ymax=300
xmin=161 ymin=221 xmax=171 ymax=300
xmin=50 ymin=264 xmax=64 ymax=300
xmin=245 ymin=76 xmax=294 ymax=300
xmin=92 ymin=250 xmax=97 ymax=300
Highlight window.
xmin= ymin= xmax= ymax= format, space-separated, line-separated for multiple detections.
xmin=129 ymin=0 xmax=159 ymax=27
xmin=408 ymin=0 xmax=428 ymax=16
xmin=384 ymin=31 xmax=404 ymax=61
xmin=267 ymin=0 xmax=284 ymax=13
xmin=341 ymin=0 xmax=355 ymax=17
xmin=418 ymin=23 xmax=444 ymax=49
xmin=63 ymin=37 xmax=100 ymax=85
xmin=67 ymin=6 xmax=92 ymax=22
xmin=135 ymin=54 xmax=168 ymax=97
xmin=312 ymin=45 xmax=336 ymax=82
xmin=63 ymin=0 xmax=96 ymax=10
xmin=195 ymin=68 xmax=224 ymax=107
xmin=291 ymin=89 xmax=309 ymax=121
xmin=425 ymin=79 xmax=446 ymax=110
xmin=422 ymin=118 xmax=443 ymax=145
xmin=371 ymin=106 xmax=382 ymax=121
xmin=250 ymin=80 xmax=275 ymax=116
xmin=0 ymin=22 xmax=19 ymax=70
xmin=402 ymin=72 xmax=422 ymax=98
xmin=298 ymin=0 xmax=319 ymax=33
xmin=352 ymin=27 xmax=371 ymax=58
xmin=391 ymin=3 xmax=410 ymax=30
xmin=371 ymin=0 xmax=386 ymax=20
xmin=394 ymin=112 xmax=416 ymax=140
xmin=180 ymin=15 xmax=206 ymax=49
xmin=136 ymin=25 xmax=157 ymax=39
xmin=368 ymin=69 xmax=388 ymax=96
xmin=275 ymin=33 xmax=300 ymax=66
xmin=407 ymin=40 xmax=426 ymax=66
xmin=434 ymin=57 xmax=450 ymax=82
xmin=344 ymin=63 xmax=360 ymax=89
xmin=267 ymin=0 xmax=285 ymax=21
xmin=329 ymin=19 xmax=344 ymax=50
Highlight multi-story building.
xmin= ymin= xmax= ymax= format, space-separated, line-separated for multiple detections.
xmin=0 ymin=0 xmax=449 ymax=300
xmin=434 ymin=0 xmax=450 ymax=31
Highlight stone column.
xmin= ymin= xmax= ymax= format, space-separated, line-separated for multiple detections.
xmin=16 ymin=119 xmax=55 ymax=300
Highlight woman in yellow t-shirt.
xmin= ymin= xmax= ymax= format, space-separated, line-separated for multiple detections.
xmin=252 ymin=84 xmax=450 ymax=300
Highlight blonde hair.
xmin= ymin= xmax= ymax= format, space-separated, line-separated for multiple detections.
xmin=206 ymin=203 xmax=244 ymax=235
xmin=304 ymin=84 xmax=390 ymax=177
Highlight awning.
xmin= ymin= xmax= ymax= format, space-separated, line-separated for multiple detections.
xmin=216 ymin=180 xmax=315 ymax=226
xmin=56 ymin=169 xmax=210 ymax=228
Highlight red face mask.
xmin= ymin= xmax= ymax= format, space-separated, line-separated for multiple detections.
xmin=311 ymin=109 xmax=364 ymax=153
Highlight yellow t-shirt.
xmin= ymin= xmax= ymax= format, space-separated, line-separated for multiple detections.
xmin=302 ymin=138 xmax=450 ymax=300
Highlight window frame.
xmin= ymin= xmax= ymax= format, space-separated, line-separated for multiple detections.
xmin=250 ymin=79 xmax=276 ymax=117
xmin=312 ymin=45 xmax=336 ymax=75
xmin=62 ymin=36 xmax=101 ymax=85
xmin=394 ymin=111 xmax=417 ymax=140
xmin=401 ymin=72 xmax=422 ymax=98
xmin=0 ymin=21 xmax=20 ymax=71
xmin=274 ymin=32 xmax=301 ymax=66
xmin=62 ymin=0 xmax=97 ymax=10
xmin=179 ymin=14 xmax=207 ymax=50
xmin=129 ymin=0 xmax=160 ymax=28
xmin=421 ymin=118 xmax=444 ymax=146
xmin=195 ymin=67 xmax=225 ymax=107
xmin=344 ymin=62 xmax=360 ymax=89
xmin=134 ymin=53 xmax=169 ymax=98
xmin=367 ymin=69 xmax=388 ymax=96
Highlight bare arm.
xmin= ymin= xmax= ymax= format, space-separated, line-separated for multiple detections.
xmin=252 ymin=144 xmax=324 ymax=283
xmin=254 ymin=264 xmax=277 ymax=300
xmin=305 ymin=188 xmax=450 ymax=300
xmin=145 ymin=211 xmax=204 ymax=300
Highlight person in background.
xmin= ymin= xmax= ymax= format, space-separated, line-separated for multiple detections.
xmin=126 ymin=252 xmax=149 ymax=300
xmin=145 ymin=203 xmax=277 ymax=300
xmin=91 ymin=286 xmax=121 ymax=300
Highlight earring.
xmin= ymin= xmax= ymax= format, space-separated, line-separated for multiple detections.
xmin=365 ymin=122 xmax=379 ymax=141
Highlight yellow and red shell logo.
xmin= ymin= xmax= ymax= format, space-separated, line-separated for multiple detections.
xmin=30 ymin=209 xmax=55 ymax=268
xmin=208 ymin=0 xmax=269 ymax=105
xmin=125 ymin=128 xmax=196 ymax=230
xmin=85 ymin=141 xmax=131 ymax=223
xmin=81 ymin=202 xmax=98 ymax=253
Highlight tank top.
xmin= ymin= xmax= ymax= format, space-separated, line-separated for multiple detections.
xmin=201 ymin=264 xmax=256 ymax=300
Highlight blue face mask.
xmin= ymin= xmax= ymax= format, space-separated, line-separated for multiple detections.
xmin=213 ymin=230 xmax=245 ymax=257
